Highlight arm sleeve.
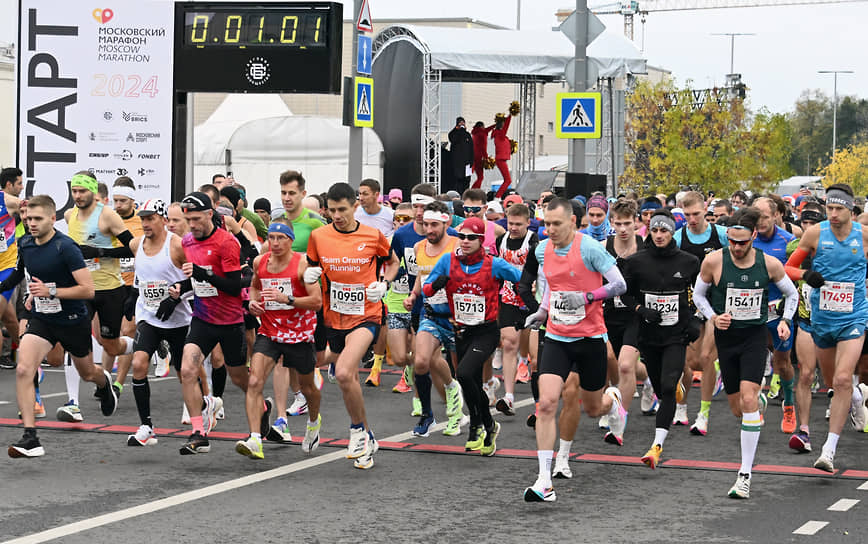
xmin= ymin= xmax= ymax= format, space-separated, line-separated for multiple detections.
xmin=540 ymin=281 xmax=551 ymax=311
xmin=516 ymin=248 xmax=540 ymax=312
xmin=785 ymin=247 xmax=809 ymax=281
xmin=208 ymin=270 xmax=242 ymax=297
xmin=776 ymin=276 xmax=799 ymax=321
xmin=100 ymin=245 xmax=134 ymax=258
xmin=692 ymin=277 xmax=715 ymax=320
xmin=589 ymin=264 xmax=626 ymax=300
xmin=492 ymin=257 xmax=522 ymax=283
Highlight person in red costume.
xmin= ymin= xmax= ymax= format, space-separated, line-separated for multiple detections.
xmin=491 ymin=115 xmax=513 ymax=198
xmin=471 ymin=121 xmax=493 ymax=189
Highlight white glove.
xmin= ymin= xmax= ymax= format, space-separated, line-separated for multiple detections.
xmin=524 ymin=308 xmax=548 ymax=330
xmin=303 ymin=266 xmax=323 ymax=284
xmin=366 ymin=281 xmax=388 ymax=303
xmin=559 ymin=291 xmax=586 ymax=310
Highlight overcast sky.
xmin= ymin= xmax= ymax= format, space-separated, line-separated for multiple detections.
xmin=4 ymin=0 xmax=865 ymax=113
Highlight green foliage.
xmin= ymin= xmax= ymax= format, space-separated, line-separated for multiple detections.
xmin=788 ymin=90 xmax=868 ymax=175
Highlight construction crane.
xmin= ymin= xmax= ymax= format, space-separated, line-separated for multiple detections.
xmin=590 ymin=0 xmax=868 ymax=42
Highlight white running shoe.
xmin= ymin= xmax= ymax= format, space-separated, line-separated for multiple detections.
xmin=153 ymin=351 xmax=170 ymax=378
xmin=598 ymin=414 xmax=610 ymax=430
xmin=127 ymin=424 xmax=157 ymax=447
xmin=346 ymin=426 xmax=369 ymax=459
xmin=728 ymin=473 xmax=751 ymax=499
xmin=483 ymin=377 xmax=500 ymax=407
xmin=523 ymin=476 xmax=556 ymax=502
xmin=214 ymin=396 xmax=225 ymax=420
xmin=492 ymin=348 xmax=503 ymax=370
xmin=672 ymin=404 xmax=690 ymax=426
xmin=302 ymin=414 xmax=322 ymax=453
xmin=813 ymin=451 xmax=835 ymax=473
xmin=181 ymin=403 xmax=191 ymax=425
xmin=640 ymin=385 xmax=658 ymax=415
xmin=314 ymin=367 xmax=324 ymax=390
xmin=690 ymin=412 xmax=709 ymax=436
xmin=288 ymin=392 xmax=308 ymax=416
xmin=552 ymin=455 xmax=573 ymax=479
xmin=604 ymin=387 xmax=627 ymax=445
xmin=353 ymin=432 xmax=378 ymax=469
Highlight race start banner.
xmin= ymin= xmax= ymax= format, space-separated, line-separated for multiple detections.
xmin=17 ymin=0 xmax=174 ymax=218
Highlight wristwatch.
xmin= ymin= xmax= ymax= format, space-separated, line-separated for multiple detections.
xmin=585 ymin=292 xmax=595 ymax=304
xmin=286 ymin=293 xmax=295 ymax=306
xmin=48 ymin=284 xmax=57 ymax=298
xmin=205 ymin=268 xmax=214 ymax=277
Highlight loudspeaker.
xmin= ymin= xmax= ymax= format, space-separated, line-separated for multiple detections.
xmin=563 ymin=173 xmax=607 ymax=198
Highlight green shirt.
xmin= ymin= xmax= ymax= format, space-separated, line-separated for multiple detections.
xmin=711 ymin=247 xmax=769 ymax=328
xmin=287 ymin=208 xmax=326 ymax=252
xmin=241 ymin=208 xmax=268 ymax=240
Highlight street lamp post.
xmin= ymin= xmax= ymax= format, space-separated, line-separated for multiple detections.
xmin=818 ymin=69 xmax=854 ymax=163
xmin=712 ymin=32 xmax=755 ymax=75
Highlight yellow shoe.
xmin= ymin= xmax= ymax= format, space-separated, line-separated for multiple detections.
xmin=676 ymin=376 xmax=686 ymax=404
xmin=641 ymin=444 xmax=662 ymax=469
xmin=464 ymin=425 xmax=486 ymax=451
xmin=365 ymin=367 xmax=381 ymax=387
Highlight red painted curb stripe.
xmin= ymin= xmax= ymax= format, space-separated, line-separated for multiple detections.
xmin=495 ymin=448 xmax=539 ymax=458
xmin=842 ymin=469 xmax=868 ymax=478
xmin=409 ymin=444 xmax=467 ymax=454
xmin=577 ymin=453 xmax=644 ymax=464
xmin=753 ymin=464 xmax=837 ymax=476
xmin=377 ymin=441 xmax=412 ymax=449
xmin=663 ymin=459 xmax=740 ymax=470
xmin=35 ymin=421 xmax=105 ymax=430
xmin=99 ymin=425 xmax=141 ymax=433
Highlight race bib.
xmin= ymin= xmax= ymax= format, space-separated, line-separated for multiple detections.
xmin=329 ymin=281 xmax=365 ymax=315
xmin=404 ymin=248 xmax=419 ymax=276
xmin=613 ymin=296 xmax=626 ymax=309
xmin=454 ymin=293 xmax=485 ymax=325
xmin=766 ymin=299 xmax=782 ymax=323
xmin=550 ymin=291 xmax=586 ymax=326
xmin=801 ymin=283 xmax=813 ymax=313
xmin=725 ymin=288 xmax=763 ymax=321
xmin=645 ymin=293 xmax=679 ymax=326
xmin=120 ymin=257 xmax=135 ymax=274
xmin=392 ymin=274 xmax=410 ymax=295
xmin=85 ymin=258 xmax=101 ymax=272
xmin=0 ymin=228 xmax=7 ymax=252
xmin=263 ymin=277 xmax=295 ymax=310
xmin=34 ymin=282 xmax=61 ymax=314
xmin=142 ymin=280 xmax=169 ymax=310
xmin=421 ymin=274 xmax=448 ymax=305
xmin=819 ymin=282 xmax=855 ymax=313
xmin=192 ymin=266 xmax=217 ymax=297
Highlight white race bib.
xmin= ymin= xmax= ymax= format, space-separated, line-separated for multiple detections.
xmin=192 ymin=266 xmax=217 ymax=297
xmin=34 ymin=282 xmax=61 ymax=314
xmin=725 ymin=288 xmax=763 ymax=321
xmin=454 ymin=293 xmax=485 ymax=325
xmin=421 ymin=274 xmax=448 ymax=305
xmin=120 ymin=257 xmax=135 ymax=274
xmin=142 ymin=280 xmax=169 ymax=310
xmin=404 ymin=248 xmax=419 ymax=276
xmin=645 ymin=293 xmax=679 ymax=326
xmin=391 ymin=274 xmax=410 ymax=295
xmin=550 ymin=291 xmax=586 ymax=325
xmin=85 ymin=258 xmax=101 ymax=272
xmin=819 ymin=282 xmax=855 ymax=313
xmin=766 ymin=299 xmax=782 ymax=323
xmin=0 ymin=228 xmax=7 ymax=252
xmin=329 ymin=281 xmax=365 ymax=315
xmin=263 ymin=277 xmax=295 ymax=310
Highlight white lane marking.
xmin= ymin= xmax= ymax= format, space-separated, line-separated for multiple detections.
xmin=858 ymin=481 xmax=868 ymax=491
xmin=793 ymin=521 xmax=829 ymax=535
xmin=1 ymin=396 xmax=534 ymax=543
xmin=827 ymin=498 xmax=859 ymax=512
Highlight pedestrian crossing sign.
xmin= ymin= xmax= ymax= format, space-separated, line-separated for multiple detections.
xmin=354 ymin=77 xmax=373 ymax=127
xmin=556 ymin=92 xmax=601 ymax=139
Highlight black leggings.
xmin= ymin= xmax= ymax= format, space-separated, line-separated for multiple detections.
xmin=639 ymin=342 xmax=686 ymax=430
xmin=455 ymin=322 xmax=500 ymax=430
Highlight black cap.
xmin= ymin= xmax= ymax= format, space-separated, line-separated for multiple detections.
xmin=181 ymin=192 xmax=213 ymax=212
xmin=253 ymin=198 xmax=271 ymax=214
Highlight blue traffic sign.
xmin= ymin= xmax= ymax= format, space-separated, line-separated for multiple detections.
xmin=556 ymin=92 xmax=602 ymax=139
xmin=357 ymin=35 xmax=372 ymax=75
xmin=354 ymin=77 xmax=373 ymax=127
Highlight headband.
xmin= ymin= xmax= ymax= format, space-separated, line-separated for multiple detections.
xmin=649 ymin=215 xmax=676 ymax=233
xmin=422 ymin=210 xmax=450 ymax=223
xmin=70 ymin=173 xmax=98 ymax=194
xmin=640 ymin=200 xmax=662 ymax=212
xmin=411 ymin=194 xmax=435 ymax=205
xmin=825 ymin=189 xmax=854 ymax=210
xmin=728 ymin=225 xmax=751 ymax=231
xmin=113 ymin=185 xmax=136 ymax=200
xmin=800 ymin=210 xmax=825 ymax=224
xmin=268 ymin=222 xmax=295 ymax=240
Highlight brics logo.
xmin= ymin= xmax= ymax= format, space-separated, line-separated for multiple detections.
xmin=92 ymin=8 xmax=114 ymax=24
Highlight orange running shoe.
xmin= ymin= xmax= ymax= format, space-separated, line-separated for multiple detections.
xmin=781 ymin=404 xmax=797 ymax=434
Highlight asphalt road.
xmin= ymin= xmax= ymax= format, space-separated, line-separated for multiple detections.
xmin=0 ymin=364 xmax=865 ymax=543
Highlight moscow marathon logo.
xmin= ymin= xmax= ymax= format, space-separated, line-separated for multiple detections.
xmin=245 ymin=57 xmax=271 ymax=87
xmin=92 ymin=8 xmax=114 ymax=24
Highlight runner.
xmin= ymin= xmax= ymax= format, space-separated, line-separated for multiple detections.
xmin=381 ymin=203 xmax=414 ymax=391
xmin=124 ymin=199 xmax=192 ymax=447
xmin=580 ymin=195 xmax=614 ymax=242
xmin=422 ymin=216 xmax=521 ymax=455
xmin=236 ymin=219 xmax=323 ymax=459
xmin=306 ymin=182 xmax=398 ymax=469
xmin=522 ymin=197 xmax=628 ymax=502
xmin=693 ymin=206 xmax=798 ymax=498
xmin=0 ymin=167 xmax=22 ymax=371
xmin=461 ymin=188 xmax=505 ymax=256
xmin=4 ymin=196 xmax=117 ymax=458
xmin=784 ymin=183 xmax=868 ymax=472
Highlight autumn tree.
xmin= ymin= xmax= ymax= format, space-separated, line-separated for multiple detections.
xmin=788 ymin=90 xmax=868 ymax=175
xmin=817 ymin=142 xmax=868 ymax=195
xmin=622 ymin=79 xmax=792 ymax=196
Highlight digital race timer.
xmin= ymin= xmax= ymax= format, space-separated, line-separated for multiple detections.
xmin=174 ymin=2 xmax=342 ymax=93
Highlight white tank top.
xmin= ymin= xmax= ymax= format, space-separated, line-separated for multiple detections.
xmin=134 ymin=232 xmax=192 ymax=329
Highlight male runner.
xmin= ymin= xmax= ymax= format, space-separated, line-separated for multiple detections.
xmin=693 ymin=206 xmax=797 ymax=498
xmin=0 ymin=167 xmax=22 ymax=371
xmin=784 ymin=183 xmax=868 ymax=472
xmin=355 ymin=178 xmax=394 ymax=238
xmin=306 ymin=182 xmax=398 ymax=469
xmin=5 ymin=196 xmax=117 ymax=457
xmin=461 ymin=188 xmax=505 ymax=255
xmin=381 ymin=203 xmax=414 ymax=390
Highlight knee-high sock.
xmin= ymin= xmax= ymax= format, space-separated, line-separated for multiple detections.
xmin=132 ymin=377 xmax=152 ymax=427
xmin=212 ymin=365 xmax=227 ymax=398
xmin=739 ymin=410 xmax=761 ymax=475
xmin=415 ymin=372 xmax=433 ymax=416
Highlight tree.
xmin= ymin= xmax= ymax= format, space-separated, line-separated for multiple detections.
xmin=817 ymin=142 xmax=868 ymax=195
xmin=622 ymin=79 xmax=792 ymax=196
xmin=788 ymin=91 xmax=868 ymax=175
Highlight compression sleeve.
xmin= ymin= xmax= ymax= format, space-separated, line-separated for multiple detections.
xmin=540 ymin=282 xmax=551 ymax=312
xmin=591 ymin=265 xmax=626 ymax=301
xmin=692 ymin=277 xmax=715 ymax=321
xmin=785 ymin=247 xmax=809 ymax=282
xmin=207 ymin=270 xmax=241 ymax=297
xmin=775 ymin=276 xmax=799 ymax=321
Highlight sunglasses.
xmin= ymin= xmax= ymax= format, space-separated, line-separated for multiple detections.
xmin=727 ymin=237 xmax=751 ymax=246
xmin=456 ymin=233 xmax=481 ymax=241
xmin=463 ymin=206 xmax=483 ymax=214
xmin=394 ymin=214 xmax=412 ymax=222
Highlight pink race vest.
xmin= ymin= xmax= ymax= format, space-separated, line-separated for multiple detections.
xmin=543 ymin=233 xmax=606 ymax=338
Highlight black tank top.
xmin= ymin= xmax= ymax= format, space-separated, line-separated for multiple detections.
xmin=679 ymin=224 xmax=722 ymax=264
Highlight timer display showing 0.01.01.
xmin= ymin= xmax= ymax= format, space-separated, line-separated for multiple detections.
xmin=184 ymin=11 xmax=326 ymax=47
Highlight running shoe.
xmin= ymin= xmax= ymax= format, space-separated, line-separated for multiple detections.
xmin=34 ymin=399 xmax=46 ymax=419
xmin=153 ymin=348 xmax=170 ymax=378
xmin=235 ymin=435 xmax=264 ymax=460
xmin=672 ymin=404 xmax=689 ymax=426
xmin=516 ymin=360 xmax=530 ymax=384
xmin=813 ymin=452 xmax=835 ymax=473
xmin=362 ymin=348 xmax=374 ymax=368
xmin=483 ymin=377 xmax=500 ymax=406
xmin=157 ymin=339 xmax=169 ymax=360
xmin=758 ymin=392 xmax=768 ymax=426
xmin=764 ymin=350 xmax=773 ymax=377
xmin=480 ymin=422 xmax=500 ymax=456
xmin=302 ymin=414 xmax=322 ymax=453
xmin=825 ymin=389 xmax=832 ymax=420
xmin=728 ymin=473 xmax=751 ymax=499
xmin=287 ymin=393 xmax=308 ymax=416
xmin=353 ymin=433 xmax=378 ymax=470
xmin=640 ymin=386 xmax=658 ymax=415
xmin=392 ymin=374 xmax=412 ymax=393
xmin=8 ymin=432 xmax=44 ymax=458
xmin=641 ymin=444 xmax=663 ymax=469
xmin=403 ymin=365 xmax=415 ymax=387
xmin=465 ymin=425 xmax=486 ymax=451
xmin=0 ymin=355 xmax=15 ymax=369
xmin=781 ymin=405 xmax=797 ymax=434
xmin=112 ymin=382 xmax=123 ymax=399
xmin=788 ymin=430 xmax=811 ymax=453
xmin=314 ymin=367 xmax=324 ymax=390
xmin=713 ymin=360 xmax=724 ymax=397
xmin=767 ymin=373 xmax=781 ymax=400
xmin=260 ymin=397 xmax=273 ymax=437
xmin=346 ymin=426 xmax=369 ymax=459
xmin=849 ymin=393 xmax=868 ymax=431
xmin=55 ymin=400 xmax=84 ymax=423
xmin=127 ymin=424 xmax=157 ymax=447
xmin=690 ymin=412 xmax=708 ymax=436
xmin=202 ymin=396 xmax=218 ymax=434
xmin=552 ymin=455 xmax=572 ymax=479
xmin=327 ymin=363 xmax=337 ymax=384
xmin=598 ymin=414 xmax=610 ymax=430
xmin=675 ymin=377 xmax=686 ymax=404
xmin=266 ymin=416 xmax=293 ymax=444
xmin=214 ymin=396 xmax=225 ymax=420
xmin=179 ymin=431 xmax=210 ymax=455
xmin=96 ymin=369 xmax=118 ymax=416
xmin=445 ymin=382 xmax=463 ymax=417
xmin=411 ymin=397 xmax=423 ymax=417
xmin=523 ymin=476 xmax=556 ymax=502
xmin=442 ymin=413 xmax=464 ymax=436
xmin=810 ymin=368 xmax=820 ymax=394
xmin=527 ymin=403 xmax=538 ymax=428
xmin=495 ymin=396 xmax=515 ymax=416
xmin=492 ymin=348 xmax=503 ymax=370
xmin=365 ymin=367 xmax=381 ymax=387
xmin=181 ymin=403 xmax=191 ymax=425
xmin=603 ymin=387 xmax=626 ymax=446
xmin=412 ymin=414 xmax=436 ymax=437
